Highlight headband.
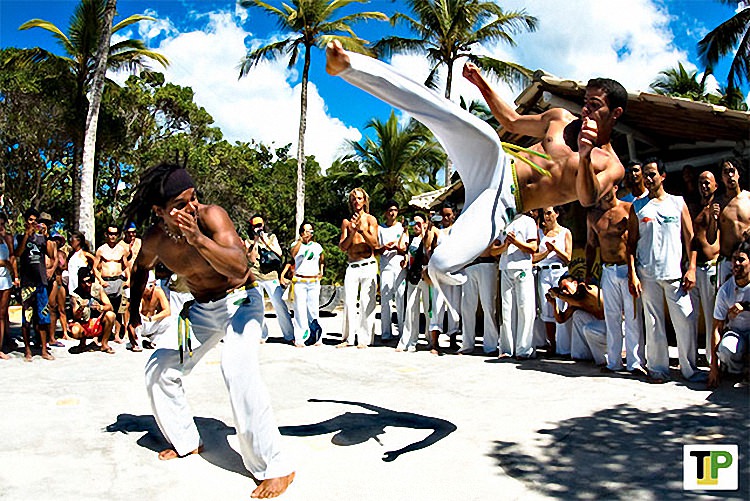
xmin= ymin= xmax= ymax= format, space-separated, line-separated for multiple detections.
xmin=162 ymin=169 xmax=195 ymax=202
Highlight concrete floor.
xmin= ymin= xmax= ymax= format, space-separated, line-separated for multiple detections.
xmin=1 ymin=308 xmax=747 ymax=500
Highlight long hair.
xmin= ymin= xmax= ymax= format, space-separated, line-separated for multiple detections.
xmin=348 ymin=187 xmax=370 ymax=214
xmin=123 ymin=163 xmax=187 ymax=227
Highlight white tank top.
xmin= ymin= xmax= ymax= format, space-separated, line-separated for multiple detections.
xmin=0 ymin=240 xmax=8 ymax=261
xmin=537 ymin=226 xmax=570 ymax=267
xmin=633 ymin=194 xmax=685 ymax=280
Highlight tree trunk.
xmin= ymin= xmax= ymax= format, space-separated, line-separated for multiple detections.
xmin=79 ymin=0 xmax=116 ymax=244
xmin=295 ymin=47 xmax=311 ymax=232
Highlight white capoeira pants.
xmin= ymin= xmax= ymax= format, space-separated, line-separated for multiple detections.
xmin=258 ymin=279 xmax=294 ymax=341
xmin=138 ymin=316 xmax=171 ymax=348
xmin=292 ymin=279 xmax=320 ymax=345
xmin=399 ymin=280 xmax=431 ymax=351
xmin=460 ymin=263 xmax=498 ymax=353
xmin=570 ymin=310 xmax=607 ymax=365
xmin=639 ymin=273 xmax=697 ymax=379
xmin=717 ymin=330 xmax=748 ymax=374
xmin=342 ymin=258 xmax=377 ymax=346
xmin=498 ymin=268 xmax=536 ymax=357
xmin=690 ymin=262 xmax=718 ymax=364
xmin=144 ymin=287 xmax=292 ymax=480
xmin=537 ymin=267 xmax=572 ymax=354
xmin=339 ymin=51 xmax=516 ymax=302
xmin=380 ymin=265 xmax=406 ymax=340
xmin=600 ymin=264 xmax=644 ymax=371
xmin=429 ymin=283 xmax=461 ymax=334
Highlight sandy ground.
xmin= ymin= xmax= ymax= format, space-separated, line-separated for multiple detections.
xmin=1 ymin=306 xmax=747 ymax=500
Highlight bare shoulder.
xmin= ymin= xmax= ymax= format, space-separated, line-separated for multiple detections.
xmin=198 ymin=203 xmax=232 ymax=226
xmin=546 ymin=107 xmax=576 ymax=123
xmin=137 ymin=226 xmax=162 ymax=266
xmin=365 ymin=213 xmax=378 ymax=225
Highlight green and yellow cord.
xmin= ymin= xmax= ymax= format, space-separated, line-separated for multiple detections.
xmin=178 ymin=302 xmax=194 ymax=364
xmin=501 ymin=142 xmax=552 ymax=177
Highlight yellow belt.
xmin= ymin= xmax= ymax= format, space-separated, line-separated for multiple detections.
xmin=510 ymin=159 xmax=523 ymax=214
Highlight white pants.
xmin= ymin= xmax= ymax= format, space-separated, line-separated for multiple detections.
xmin=429 ymin=283 xmax=461 ymax=334
xmin=340 ymin=51 xmax=515 ymax=290
xmin=144 ymin=287 xmax=292 ymax=479
xmin=717 ymin=330 xmax=748 ymax=374
xmin=292 ymin=279 xmax=320 ymax=345
xmin=259 ymin=279 xmax=294 ymax=341
xmin=537 ymin=266 xmax=571 ymax=354
xmin=498 ymin=268 xmax=536 ymax=357
xmin=460 ymin=263 xmax=499 ymax=353
xmin=601 ymin=264 xmax=644 ymax=371
xmin=342 ymin=259 xmax=377 ymax=346
xmin=399 ymin=280 xmax=431 ymax=351
xmin=570 ymin=310 xmax=607 ymax=365
xmin=138 ymin=316 xmax=171 ymax=348
xmin=380 ymin=265 xmax=406 ymax=340
xmin=690 ymin=262 xmax=718 ymax=364
xmin=640 ymin=274 xmax=697 ymax=379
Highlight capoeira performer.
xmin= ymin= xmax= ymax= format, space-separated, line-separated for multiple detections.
xmin=338 ymin=187 xmax=379 ymax=348
xmin=325 ymin=41 xmax=627 ymax=310
xmin=290 ymin=221 xmax=325 ymax=347
xmin=124 ymin=164 xmax=294 ymax=499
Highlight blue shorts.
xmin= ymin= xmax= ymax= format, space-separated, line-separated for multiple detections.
xmin=21 ymin=284 xmax=50 ymax=326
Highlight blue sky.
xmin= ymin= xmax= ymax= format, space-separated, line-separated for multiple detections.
xmin=0 ymin=0 xmax=743 ymax=168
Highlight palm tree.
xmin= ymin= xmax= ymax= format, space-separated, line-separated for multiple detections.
xmin=347 ymin=111 xmax=446 ymax=206
xmin=650 ymin=62 xmax=707 ymax=100
xmin=698 ymin=0 xmax=750 ymax=91
xmin=238 ymin=0 xmax=387 ymax=232
xmin=373 ymin=0 xmax=537 ymax=182
xmin=18 ymin=0 xmax=168 ymax=233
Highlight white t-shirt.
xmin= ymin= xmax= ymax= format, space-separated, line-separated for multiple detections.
xmin=293 ymin=241 xmax=323 ymax=277
xmin=633 ymin=194 xmax=685 ymax=281
xmin=499 ymin=214 xmax=537 ymax=270
xmin=714 ymin=276 xmax=750 ymax=333
xmin=537 ymin=226 xmax=571 ymax=267
xmin=378 ymin=222 xmax=405 ymax=271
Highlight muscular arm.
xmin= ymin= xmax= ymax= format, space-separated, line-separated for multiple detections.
xmin=515 ymin=238 xmax=538 ymax=254
xmin=5 ymin=235 xmax=18 ymax=283
xmin=360 ymin=215 xmax=379 ymax=249
xmin=151 ymin=288 xmax=171 ymax=322
xmin=178 ymin=205 xmax=249 ymax=279
xmin=577 ymin=148 xmax=624 ymax=208
xmin=681 ymin=201 xmax=697 ymax=291
xmin=626 ymin=204 xmax=641 ymax=297
xmin=92 ymin=249 xmax=105 ymax=285
xmin=585 ymin=216 xmax=598 ymax=281
xmin=290 ymin=238 xmax=303 ymax=258
xmin=463 ymin=62 xmax=566 ymax=138
xmin=338 ymin=218 xmax=356 ymax=252
xmin=128 ymin=240 xmax=159 ymax=329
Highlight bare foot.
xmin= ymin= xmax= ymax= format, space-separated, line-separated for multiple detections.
xmin=335 ymin=342 xmax=350 ymax=349
xmin=430 ymin=348 xmax=440 ymax=355
xmin=113 ymin=337 xmax=124 ymax=344
xmin=294 ymin=343 xmax=305 ymax=348
xmin=158 ymin=446 xmax=202 ymax=461
xmin=42 ymin=352 xmax=55 ymax=361
xmin=325 ymin=40 xmax=350 ymax=76
xmin=251 ymin=472 xmax=295 ymax=499
xmin=357 ymin=344 xmax=367 ymax=349
xmin=24 ymin=353 xmax=32 ymax=362
xmin=498 ymin=353 xmax=512 ymax=359
xmin=0 ymin=351 xmax=9 ymax=360
xmin=395 ymin=347 xmax=404 ymax=352
xmin=101 ymin=345 xmax=115 ymax=354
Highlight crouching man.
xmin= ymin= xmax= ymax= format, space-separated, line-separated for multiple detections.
xmin=69 ymin=267 xmax=116 ymax=354
xmin=709 ymin=240 xmax=750 ymax=388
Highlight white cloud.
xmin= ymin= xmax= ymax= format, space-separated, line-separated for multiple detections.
xmin=111 ymin=10 xmax=360 ymax=171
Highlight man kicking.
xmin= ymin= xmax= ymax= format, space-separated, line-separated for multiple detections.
xmin=325 ymin=41 xmax=626 ymax=290
xmin=125 ymin=163 xmax=294 ymax=499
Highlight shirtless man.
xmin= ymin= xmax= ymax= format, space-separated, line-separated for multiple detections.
xmin=94 ymin=225 xmax=129 ymax=344
xmin=428 ymin=204 xmax=462 ymax=351
xmin=546 ymin=274 xmax=607 ymax=365
xmin=137 ymin=272 xmax=170 ymax=349
xmin=586 ymin=185 xmax=644 ymax=374
xmin=325 ymin=41 xmax=626 ymax=296
xmin=338 ymin=187 xmax=379 ymax=348
xmin=713 ymin=159 xmax=750 ymax=287
xmin=119 ymin=222 xmax=142 ymax=330
xmin=692 ymin=171 xmax=721 ymax=364
xmin=124 ymin=164 xmax=294 ymax=499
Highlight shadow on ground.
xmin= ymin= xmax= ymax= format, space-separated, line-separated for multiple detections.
xmin=489 ymin=389 xmax=749 ymax=500
xmin=280 ymin=399 xmax=457 ymax=462
xmin=105 ymin=414 xmax=252 ymax=478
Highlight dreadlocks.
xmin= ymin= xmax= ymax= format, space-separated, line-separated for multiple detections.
xmin=123 ymin=163 xmax=194 ymax=227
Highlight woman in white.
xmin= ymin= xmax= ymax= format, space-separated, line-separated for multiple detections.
xmin=67 ymin=231 xmax=95 ymax=296
xmin=533 ymin=206 xmax=572 ymax=355
xmin=0 ymin=214 xmax=19 ymax=359
xmin=290 ymin=222 xmax=324 ymax=347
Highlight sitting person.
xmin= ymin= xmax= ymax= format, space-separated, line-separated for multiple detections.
xmin=69 ymin=267 xmax=116 ymax=354
xmin=546 ymin=274 xmax=607 ymax=366
xmin=137 ymin=271 xmax=171 ymax=349
xmin=709 ymin=241 xmax=750 ymax=388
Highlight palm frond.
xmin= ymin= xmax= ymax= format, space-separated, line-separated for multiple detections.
xmin=112 ymin=14 xmax=157 ymax=33
xmin=469 ymin=55 xmax=533 ymax=89
xmin=238 ymin=39 xmax=296 ymax=78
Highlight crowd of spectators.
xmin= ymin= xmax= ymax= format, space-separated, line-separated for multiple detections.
xmin=0 ymin=158 xmax=747 ymax=389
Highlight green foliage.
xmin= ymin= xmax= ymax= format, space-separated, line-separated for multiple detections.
xmin=698 ymin=2 xmax=750 ymax=91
